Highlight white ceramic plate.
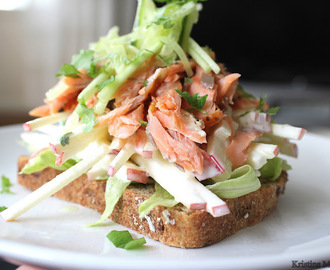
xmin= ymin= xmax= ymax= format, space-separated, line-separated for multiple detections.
xmin=0 ymin=124 xmax=330 ymax=270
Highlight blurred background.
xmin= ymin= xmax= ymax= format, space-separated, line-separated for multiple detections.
xmin=0 ymin=0 xmax=329 ymax=130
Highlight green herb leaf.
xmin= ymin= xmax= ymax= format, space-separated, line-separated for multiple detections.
xmin=175 ymin=89 xmax=208 ymax=113
xmin=56 ymin=64 xmax=81 ymax=78
xmin=139 ymin=120 xmax=148 ymax=127
xmin=89 ymin=62 xmax=99 ymax=78
xmin=57 ymin=49 xmax=97 ymax=78
xmin=59 ymin=132 xmax=73 ymax=147
xmin=257 ymin=96 xmax=266 ymax=111
xmin=143 ymin=80 xmax=148 ymax=87
xmin=72 ymin=49 xmax=95 ymax=72
xmin=76 ymin=102 xmax=98 ymax=133
xmin=239 ymin=94 xmax=280 ymax=118
xmin=184 ymin=77 xmax=193 ymax=84
xmin=0 ymin=206 xmax=7 ymax=212
xmin=107 ymin=230 xmax=146 ymax=250
xmin=97 ymin=76 xmax=115 ymax=90
xmin=267 ymin=106 xmax=280 ymax=115
xmin=1 ymin=175 xmax=13 ymax=194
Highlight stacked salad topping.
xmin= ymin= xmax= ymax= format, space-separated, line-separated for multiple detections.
xmin=1 ymin=0 xmax=305 ymax=222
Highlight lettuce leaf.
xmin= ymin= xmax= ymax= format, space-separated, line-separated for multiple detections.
xmin=86 ymin=176 xmax=131 ymax=227
xmin=138 ymin=182 xmax=178 ymax=218
xmin=207 ymin=165 xmax=261 ymax=199
xmin=259 ymin=157 xmax=291 ymax=181
xmin=21 ymin=149 xmax=78 ymax=174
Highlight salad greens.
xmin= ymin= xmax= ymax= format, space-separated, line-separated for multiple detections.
xmin=207 ymin=165 xmax=261 ymax=199
xmin=138 ymin=182 xmax=179 ymax=218
xmin=87 ymin=175 xmax=131 ymax=227
xmin=21 ymin=149 xmax=78 ymax=174
xmin=260 ymin=157 xmax=291 ymax=181
xmin=1 ymin=175 xmax=13 ymax=194
xmin=107 ymin=230 xmax=146 ymax=250
xmin=75 ymin=101 xmax=98 ymax=133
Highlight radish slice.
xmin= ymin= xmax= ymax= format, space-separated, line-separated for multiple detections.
xmin=194 ymin=153 xmax=225 ymax=181
xmin=107 ymin=147 xmax=135 ymax=177
xmin=126 ymin=168 xmax=148 ymax=184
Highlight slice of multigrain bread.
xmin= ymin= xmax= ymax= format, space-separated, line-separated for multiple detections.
xmin=17 ymin=155 xmax=288 ymax=248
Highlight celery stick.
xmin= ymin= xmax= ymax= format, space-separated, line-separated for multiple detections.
xmin=51 ymin=125 xmax=107 ymax=165
xmin=77 ymin=72 xmax=110 ymax=104
xmin=45 ymin=79 xmax=67 ymax=101
xmin=1 ymin=140 xmax=110 ymax=221
xmin=188 ymin=38 xmax=220 ymax=74
xmin=23 ymin=112 xmax=70 ymax=131
xmin=133 ymin=0 xmax=156 ymax=28
xmin=179 ymin=8 xmax=198 ymax=51
xmin=160 ymin=37 xmax=193 ymax=77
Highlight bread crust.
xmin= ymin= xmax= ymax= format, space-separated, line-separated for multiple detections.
xmin=17 ymin=155 xmax=288 ymax=248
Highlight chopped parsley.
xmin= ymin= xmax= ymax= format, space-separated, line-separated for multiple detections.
xmin=1 ymin=175 xmax=13 ymax=194
xmin=139 ymin=120 xmax=148 ymax=127
xmin=143 ymin=80 xmax=148 ymax=87
xmin=72 ymin=49 xmax=95 ymax=72
xmin=184 ymin=77 xmax=193 ymax=84
xmin=239 ymin=94 xmax=280 ymax=118
xmin=76 ymin=102 xmax=98 ymax=133
xmin=175 ymin=89 xmax=208 ymax=113
xmin=59 ymin=132 xmax=73 ymax=147
xmin=56 ymin=49 xmax=98 ymax=78
xmin=56 ymin=64 xmax=81 ymax=78
xmin=257 ymin=95 xmax=280 ymax=116
xmin=107 ymin=230 xmax=146 ymax=250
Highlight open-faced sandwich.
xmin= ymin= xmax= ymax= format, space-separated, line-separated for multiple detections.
xmin=1 ymin=0 xmax=305 ymax=248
